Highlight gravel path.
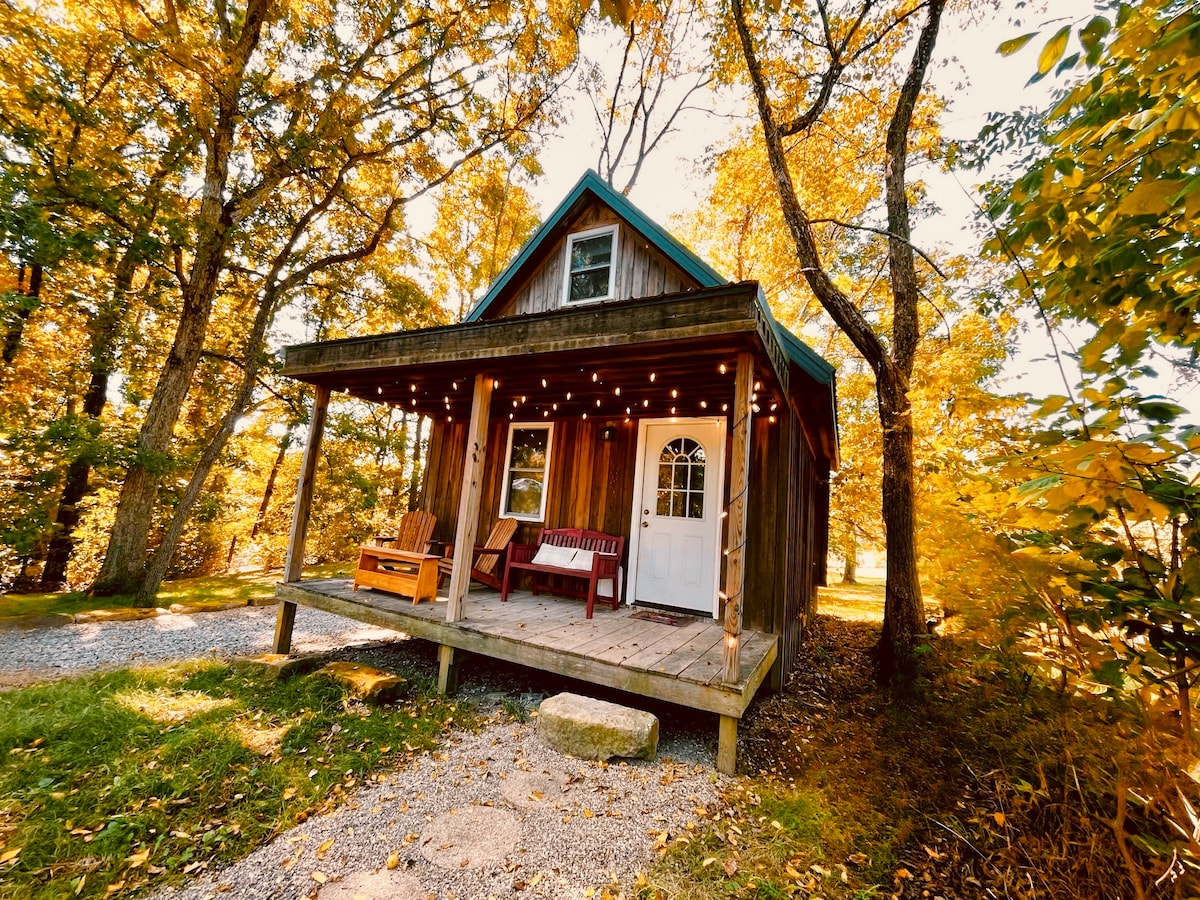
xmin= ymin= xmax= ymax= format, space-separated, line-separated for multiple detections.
xmin=3 ymin=607 xmax=726 ymax=898
xmin=0 ymin=606 xmax=398 ymax=687
xmin=154 ymin=718 xmax=721 ymax=900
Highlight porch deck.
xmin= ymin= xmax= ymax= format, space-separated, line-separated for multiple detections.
xmin=275 ymin=578 xmax=778 ymax=721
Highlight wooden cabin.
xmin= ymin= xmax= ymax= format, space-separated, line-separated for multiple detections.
xmin=272 ymin=171 xmax=838 ymax=772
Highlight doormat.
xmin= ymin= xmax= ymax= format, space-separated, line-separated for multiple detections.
xmin=630 ymin=609 xmax=688 ymax=626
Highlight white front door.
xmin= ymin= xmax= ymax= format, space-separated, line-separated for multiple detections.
xmin=630 ymin=419 xmax=725 ymax=616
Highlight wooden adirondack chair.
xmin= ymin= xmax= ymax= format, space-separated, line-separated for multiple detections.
xmin=438 ymin=517 xmax=519 ymax=591
xmin=370 ymin=510 xmax=437 ymax=553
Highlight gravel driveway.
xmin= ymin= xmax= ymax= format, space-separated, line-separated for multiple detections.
xmin=2 ymin=605 xmax=725 ymax=899
xmin=0 ymin=605 xmax=397 ymax=687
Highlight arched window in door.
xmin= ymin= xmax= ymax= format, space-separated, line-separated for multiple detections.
xmin=656 ymin=438 xmax=706 ymax=519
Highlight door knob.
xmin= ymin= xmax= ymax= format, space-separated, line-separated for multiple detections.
xmin=641 ymin=521 xmax=649 ymax=528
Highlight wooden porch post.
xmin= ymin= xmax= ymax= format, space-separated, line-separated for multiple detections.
xmin=722 ymin=353 xmax=753 ymax=683
xmin=274 ymin=384 xmax=331 ymax=654
xmin=445 ymin=373 xmax=492 ymax=624
xmin=716 ymin=353 xmax=753 ymax=775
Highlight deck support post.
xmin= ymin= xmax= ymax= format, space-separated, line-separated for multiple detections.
xmin=722 ymin=352 xmax=753 ymax=684
xmin=274 ymin=384 xmax=331 ymax=654
xmin=437 ymin=644 xmax=460 ymax=695
xmin=717 ymin=715 xmax=738 ymax=775
xmin=446 ymin=373 xmax=492 ymax=623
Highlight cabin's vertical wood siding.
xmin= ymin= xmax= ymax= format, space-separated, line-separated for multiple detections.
xmin=738 ymin=405 xmax=822 ymax=681
xmin=489 ymin=201 xmax=702 ymax=319
xmin=422 ymin=417 xmax=637 ymax=559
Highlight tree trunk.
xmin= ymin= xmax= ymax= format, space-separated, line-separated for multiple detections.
xmin=132 ymin=285 xmax=279 ymax=606
xmin=40 ymin=254 xmax=135 ymax=589
xmin=91 ymin=260 xmax=225 ymax=598
xmin=842 ymin=531 xmax=857 ymax=584
xmin=876 ymin=373 xmax=925 ymax=679
xmin=130 ymin=163 xmax=406 ymax=605
xmin=250 ymin=433 xmax=291 ymax=541
xmin=407 ymin=414 xmax=425 ymax=511
xmin=91 ymin=0 xmax=271 ymax=600
xmin=8 ymin=263 xmax=43 ymax=356
xmin=731 ymin=0 xmax=943 ymax=683
xmin=390 ymin=413 xmax=409 ymax=520
xmin=2 ymin=263 xmax=42 ymax=368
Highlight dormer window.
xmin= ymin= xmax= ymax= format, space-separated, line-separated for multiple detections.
xmin=564 ymin=225 xmax=618 ymax=304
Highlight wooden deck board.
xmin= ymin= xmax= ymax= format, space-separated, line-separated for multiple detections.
xmin=648 ymin=629 xmax=726 ymax=678
xmin=567 ymin=616 xmax=661 ymax=660
xmin=615 ymin=619 xmax=714 ymax=668
xmin=590 ymin=621 xmax=685 ymax=665
xmin=275 ymin=578 xmax=778 ymax=719
xmin=677 ymin=643 xmax=726 ymax=685
xmin=524 ymin=620 xmax=614 ymax=654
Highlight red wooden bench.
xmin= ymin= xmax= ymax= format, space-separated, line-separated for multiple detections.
xmin=501 ymin=528 xmax=624 ymax=619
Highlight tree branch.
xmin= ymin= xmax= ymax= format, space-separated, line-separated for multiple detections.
xmin=808 ymin=217 xmax=947 ymax=279
xmin=730 ymin=0 xmax=888 ymax=377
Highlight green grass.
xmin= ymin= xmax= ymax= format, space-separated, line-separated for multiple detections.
xmin=0 ymin=562 xmax=353 ymax=620
xmin=0 ymin=656 xmax=464 ymax=899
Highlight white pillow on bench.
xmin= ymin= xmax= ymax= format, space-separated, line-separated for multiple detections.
xmin=530 ymin=543 xmax=577 ymax=568
xmin=565 ymin=549 xmax=596 ymax=571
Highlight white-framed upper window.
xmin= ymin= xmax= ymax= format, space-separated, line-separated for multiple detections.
xmin=500 ymin=423 xmax=554 ymax=521
xmin=563 ymin=225 xmax=618 ymax=304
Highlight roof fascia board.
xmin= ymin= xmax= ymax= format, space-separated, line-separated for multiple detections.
xmin=284 ymin=284 xmax=760 ymax=379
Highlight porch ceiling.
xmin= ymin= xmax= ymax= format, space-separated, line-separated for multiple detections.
xmin=282 ymin=283 xmax=793 ymax=423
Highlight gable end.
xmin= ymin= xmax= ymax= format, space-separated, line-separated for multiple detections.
xmin=467 ymin=170 xmax=726 ymax=322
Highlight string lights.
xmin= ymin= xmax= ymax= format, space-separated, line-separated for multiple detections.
xmin=365 ymin=358 xmax=788 ymax=426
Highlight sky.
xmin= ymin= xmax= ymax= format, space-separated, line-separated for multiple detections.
xmin=531 ymin=2 xmax=1096 ymax=235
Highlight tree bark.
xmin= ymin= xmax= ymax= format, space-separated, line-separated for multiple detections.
xmin=407 ymin=415 xmax=425 ymax=511
xmin=842 ymin=531 xmax=857 ymax=584
xmin=131 ymin=185 xmax=405 ymax=605
xmin=1 ymin=263 xmax=43 ymax=403
xmin=249 ymin=433 xmax=291 ymax=541
xmin=40 ymin=253 xmax=136 ymax=589
xmin=388 ymin=413 xmax=409 ymax=520
xmin=132 ymin=297 xmax=274 ymax=606
xmin=2 ymin=263 xmax=42 ymax=368
xmin=877 ymin=372 xmax=925 ymax=672
xmin=731 ymin=0 xmax=945 ymax=680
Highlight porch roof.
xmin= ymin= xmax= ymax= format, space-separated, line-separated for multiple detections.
xmin=282 ymin=282 xmax=837 ymax=464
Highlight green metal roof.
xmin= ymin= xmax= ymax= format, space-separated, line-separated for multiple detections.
xmin=756 ymin=289 xmax=836 ymax=386
xmin=466 ymin=170 xmax=725 ymax=322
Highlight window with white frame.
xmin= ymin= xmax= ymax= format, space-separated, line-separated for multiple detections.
xmin=563 ymin=225 xmax=618 ymax=304
xmin=500 ymin=423 xmax=553 ymax=521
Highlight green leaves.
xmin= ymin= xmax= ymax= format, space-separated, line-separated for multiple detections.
xmin=990 ymin=0 xmax=1200 ymax=357
xmin=1036 ymin=25 xmax=1072 ymax=76
xmin=1135 ymin=399 xmax=1186 ymax=424
xmin=1079 ymin=15 xmax=1112 ymax=63
xmin=998 ymin=32 xmax=1037 ymax=56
